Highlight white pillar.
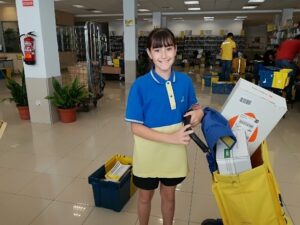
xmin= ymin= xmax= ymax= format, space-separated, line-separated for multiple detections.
xmin=281 ymin=8 xmax=293 ymax=27
xmin=16 ymin=0 xmax=60 ymax=123
xmin=123 ymin=0 xmax=137 ymax=84
xmin=152 ymin=12 xmax=162 ymax=28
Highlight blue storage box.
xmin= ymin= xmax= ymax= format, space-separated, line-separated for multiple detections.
xmin=203 ymin=74 xmax=212 ymax=87
xmin=212 ymin=82 xmax=235 ymax=94
xmin=88 ymin=155 xmax=134 ymax=212
xmin=0 ymin=70 xmax=5 ymax=79
xmin=224 ymin=83 xmax=235 ymax=94
xmin=259 ymin=68 xmax=274 ymax=88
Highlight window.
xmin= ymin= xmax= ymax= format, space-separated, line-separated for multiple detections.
xmin=1 ymin=21 xmax=21 ymax=53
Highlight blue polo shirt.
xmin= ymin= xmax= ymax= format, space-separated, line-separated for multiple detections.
xmin=126 ymin=69 xmax=198 ymax=127
xmin=125 ymin=69 xmax=199 ymax=178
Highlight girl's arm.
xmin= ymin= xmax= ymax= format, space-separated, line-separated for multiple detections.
xmin=131 ymin=123 xmax=193 ymax=145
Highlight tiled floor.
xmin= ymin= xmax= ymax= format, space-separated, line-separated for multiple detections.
xmin=0 ymin=73 xmax=300 ymax=225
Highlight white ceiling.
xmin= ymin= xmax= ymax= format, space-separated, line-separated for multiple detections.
xmin=1 ymin=0 xmax=300 ymax=25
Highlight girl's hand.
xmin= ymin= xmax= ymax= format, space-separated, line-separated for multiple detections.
xmin=169 ymin=124 xmax=193 ymax=145
xmin=184 ymin=108 xmax=204 ymax=127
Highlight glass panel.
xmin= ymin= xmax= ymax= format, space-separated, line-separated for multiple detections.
xmin=2 ymin=22 xmax=21 ymax=53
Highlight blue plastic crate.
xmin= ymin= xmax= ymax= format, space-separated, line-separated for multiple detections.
xmin=212 ymin=82 xmax=235 ymax=94
xmin=259 ymin=69 xmax=274 ymax=88
xmin=224 ymin=83 xmax=235 ymax=94
xmin=88 ymin=164 xmax=131 ymax=212
xmin=203 ymin=74 xmax=212 ymax=87
xmin=212 ymin=82 xmax=224 ymax=94
xmin=0 ymin=70 xmax=5 ymax=79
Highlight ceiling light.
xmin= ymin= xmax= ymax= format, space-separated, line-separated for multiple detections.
xmin=0 ymin=1 xmax=6 ymax=3
xmin=248 ymin=0 xmax=264 ymax=2
xmin=138 ymin=8 xmax=150 ymax=12
xmin=242 ymin=6 xmax=257 ymax=9
xmin=204 ymin=17 xmax=214 ymax=19
xmin=234 ymin=18 xmax=246 ymax=20
xmin=73 ymin=5 xmax=85 ymax=8
xmin=236 ymin=16 xmax=247 ymax=19
xmin=172 ymin=17 xmax=184 ymax=20
xmin=184 ymin=1 xmax=199 ymax=5
xmin=92 ymin=10 xmax=102 ymax=13
xmin=188 ymin=7 xmax=201 ymax=11
xmin=115 ymin=18 xmax=123 ymax=21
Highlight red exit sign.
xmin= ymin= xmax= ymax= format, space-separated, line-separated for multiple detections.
xmin=22 ymin=0 xmax=33 ymax=7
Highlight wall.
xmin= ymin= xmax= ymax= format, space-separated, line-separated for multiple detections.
xmin=55 ymin=10 xmax=75 ymax=26
xmin=109 ymin=19 xmax=243 ymax=36
xmin=0 ymin=7 xmax=17 ymax=21
xmin=244 ymin=24 xmax=268 ymax=59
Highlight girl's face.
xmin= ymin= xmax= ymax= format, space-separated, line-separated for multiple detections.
xmin=147 ymin=45 xmax=177 ymax=77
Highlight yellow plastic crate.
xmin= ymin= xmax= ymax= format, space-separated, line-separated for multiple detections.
xmin=272 ymin=68 xmax=292 ymax=89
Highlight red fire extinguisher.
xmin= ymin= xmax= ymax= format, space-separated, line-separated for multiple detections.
xmin=20 ymin=31 xmax=36 ymax=65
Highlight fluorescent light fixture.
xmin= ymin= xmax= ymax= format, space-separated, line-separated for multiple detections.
xmin=0 ymin=1 xmax=6 ymax=3
xmin=188 ymin=7 xmax=201 ymax=10
xmin=143 ymin=18 xmax=152 ymax=21
xmin=115 ymin=18 xmax=123 ymax=21
xmin=138 ymin=8 xmax=150 ymax=12
xmin=172 ymin=17 xmax=184 ymax=20
xmin=184 ymin=1 xmax=199 ymax=5
xmin=248 ymin=0 xmax=264 ymax=2
xmin=234 ymin=18 xmax=246 ymax=20
xmin=242 ymin=6 xmax=257 ymax=9
xmin=73 ymin=5 xmax=85 ymax=8
xmin=204 ymin=17 xmax=214 ymax=19
xmin=92 ymin=10 xmax=102 ymax=13
xmin=236 ymin=16 xmax=247 ymax=19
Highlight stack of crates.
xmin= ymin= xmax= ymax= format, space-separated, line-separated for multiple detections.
xmin=65 ymin=62 xmax=89 ymax=90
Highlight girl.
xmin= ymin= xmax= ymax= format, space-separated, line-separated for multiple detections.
xmin=125 ymin=28 xmax=203 ymax=225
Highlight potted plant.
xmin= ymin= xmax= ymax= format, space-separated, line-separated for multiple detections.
xmin=45 ymin=77 xmax=88 ymax=123
xmin=2 ymin=70 xmax=30 ymax=120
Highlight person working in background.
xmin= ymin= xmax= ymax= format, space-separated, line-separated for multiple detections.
xmin=276 ymin=35 xmax=300 ymax=101
xmin=220 ymin=32 xmax=236 ymax=81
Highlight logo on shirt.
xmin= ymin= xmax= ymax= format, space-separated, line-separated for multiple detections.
xmin=180 ymin=96 xmax=185 ymax=103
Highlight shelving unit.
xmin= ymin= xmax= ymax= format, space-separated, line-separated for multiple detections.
xmin=109 ymin=36 xmax=123 ymax=55
xmin=108 ymin=35 xmax=246 ymax=64
xmin=268 ymin=27 xmax=300 ymax=46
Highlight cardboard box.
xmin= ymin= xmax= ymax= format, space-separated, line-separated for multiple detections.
xmin=216 ymin=129 xmax=251 ymax=175
xmin=221 ymin=79 xmax=287 ymax=155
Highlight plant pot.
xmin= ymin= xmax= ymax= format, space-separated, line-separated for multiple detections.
xmin=17 ymin=106 xmax=30 ymax=120
xmin=57 ymin=108 xmax=77 ymax=123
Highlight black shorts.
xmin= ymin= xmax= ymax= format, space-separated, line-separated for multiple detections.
xmin=132 ymin=175 xmax=185 ymax=190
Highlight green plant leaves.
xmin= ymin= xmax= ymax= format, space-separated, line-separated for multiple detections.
xmin=45 ymin=77 xmax=89 ymax=109
xmin=3 ymin=70 xmax=28 ymax=106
